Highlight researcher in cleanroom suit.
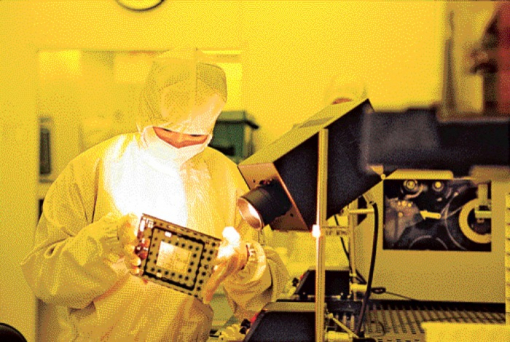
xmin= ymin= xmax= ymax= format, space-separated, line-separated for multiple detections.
xmin=21 ymin=48 xmax=289 ymax=341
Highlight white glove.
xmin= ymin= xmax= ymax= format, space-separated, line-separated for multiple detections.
xmin=202 ymin=227 xmax=248 ymax=304
xmin=114 ymin=213 xmax=143 ymax=275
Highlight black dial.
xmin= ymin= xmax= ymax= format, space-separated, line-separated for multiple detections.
xmin=116 ymin=0 xmax=165 ymax=12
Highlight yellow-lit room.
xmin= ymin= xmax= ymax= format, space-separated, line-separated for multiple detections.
xmin=1 ymin=1 xmax=509 ymax=341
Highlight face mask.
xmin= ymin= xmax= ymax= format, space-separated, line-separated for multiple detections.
xmin=141 ymin=127 xmax=212 ymax=168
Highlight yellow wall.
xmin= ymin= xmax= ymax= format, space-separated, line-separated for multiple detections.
xmin=0 ymin=3 xmax=39 ymax=341
xmin=0 ymin=1 xmax=451 ymax=340
xmin=242 ymin=1 xmax=445 ymax=146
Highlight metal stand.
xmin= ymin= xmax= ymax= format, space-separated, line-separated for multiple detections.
xmin=313 ymin=129 xmax=375 ymax=341
xmin=314 ymin=129 xmax=329 ymax=342
xmin=347 ymin=206 xmax=373 ymax=301
xmin=348 ymin=203 xmax=358 ymax=300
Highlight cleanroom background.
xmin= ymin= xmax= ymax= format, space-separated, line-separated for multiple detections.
xmin=0 ymin=1 xmax=499 ymax=341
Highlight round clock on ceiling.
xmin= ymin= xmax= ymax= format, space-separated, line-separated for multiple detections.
xmin=116 ymin=0 xmax=165 ymax=11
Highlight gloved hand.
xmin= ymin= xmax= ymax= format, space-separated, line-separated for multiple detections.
xmin=114 ymin=213 xmax=144 ymax=275
xmin=202 ymin=227 xmax=248 ymax=304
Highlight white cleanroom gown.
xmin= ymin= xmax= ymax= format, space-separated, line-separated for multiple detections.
xmin=21 ymin=130 xmax=289 ymax=341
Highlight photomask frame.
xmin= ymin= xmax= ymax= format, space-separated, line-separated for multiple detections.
xmin=137 ymin=214 xmax=221 ymax=300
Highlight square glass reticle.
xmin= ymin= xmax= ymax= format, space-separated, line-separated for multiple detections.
xmin=137 ymin=214 xmax=221 ymax=300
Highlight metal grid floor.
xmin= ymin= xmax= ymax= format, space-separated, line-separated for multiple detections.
xmin=362 ymin=301 xmax=505 ymax=342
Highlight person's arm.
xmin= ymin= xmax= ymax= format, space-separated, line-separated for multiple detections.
xmin=20 ymin=158 xmax=126 ymax=309
xmin=221 ymin=191 xmax=289 ymax=320
xmin=200 ymin=151 xmax=290 ymax=319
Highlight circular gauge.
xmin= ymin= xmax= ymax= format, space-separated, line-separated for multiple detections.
xmin=403 ymin=179 xmax=419 ymax=193
xmin=429 ymin=180 xmax=452 ymax=203
xmin=116 ymin=0 xmax=165 ymax=11
xmin=444 ymin=186 xmax=491 ymax=251
xmin=458 ymin=199 xmax=491 ymax=244
xmin=401 ymin=179 xmax=423 ymax=198
xmin=431 ymin=180 xmax=445 ymax=192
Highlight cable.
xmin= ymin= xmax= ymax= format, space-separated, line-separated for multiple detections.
xmin=340 ymin=235 xmax=349 ymax=259
xmin=384 ymin=291 xmax=419 ymax=302
xmin=354 ymin=201 xmax=378 ymax=336
xmin=371 ymin=287 xmax=420 ymax=302
xmin=370 ymin=320 xmax=386 ymax=336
